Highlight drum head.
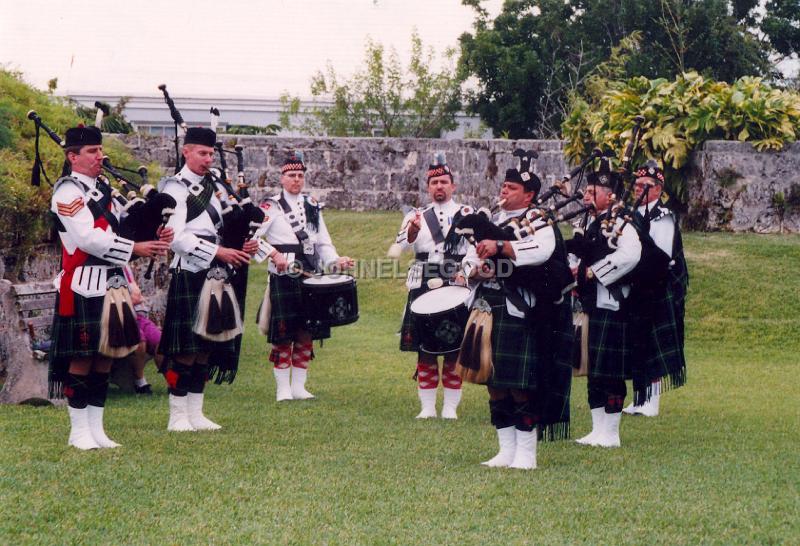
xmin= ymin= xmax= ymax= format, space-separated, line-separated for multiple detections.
xmin=410 ymin=285 xmax=470 ymax=315
xmin=302 ymin=274 xmax=355 ymax=287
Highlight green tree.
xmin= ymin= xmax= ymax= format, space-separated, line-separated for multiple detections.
xmin=459 ymin=0 xmax=774 ymax=138
xmin=280 ymin=31 xmax=462 ymax=137
xmin=761 ymin=0 xmax=800 ymax=61
xmin=562 ymin=71 xmax=800 ymax=203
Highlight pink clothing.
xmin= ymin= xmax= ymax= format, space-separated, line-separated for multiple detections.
xmin=137 ymin=314 xmax=161 ymax=355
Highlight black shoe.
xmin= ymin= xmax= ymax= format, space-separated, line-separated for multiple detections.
xmin=135 ymin=384 xmax=153 ymax=395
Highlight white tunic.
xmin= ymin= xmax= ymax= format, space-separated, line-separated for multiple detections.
xmin=51 ymin=172 xmax=135 ymax=297
xmin=638 ymin=202 xmax=676 ymax=256
xmin=588 ymin=216 xmax=642 ymax=311
xmin=395 ymin=200 xmax=471 ymax=261
xmin=161 ymin=165 xmax=225 ymax=272
xmin=256 ymin=190 xmax=339 ymax=275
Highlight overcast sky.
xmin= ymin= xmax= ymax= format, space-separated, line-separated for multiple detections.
xmin=0 ymin=0 xmax=503 ymax=99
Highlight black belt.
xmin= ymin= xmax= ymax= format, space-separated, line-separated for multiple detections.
xmin=415 ymin=252 xmax=465 ymax=262
xmin=274 ymin=244 xmax=304 ymax=254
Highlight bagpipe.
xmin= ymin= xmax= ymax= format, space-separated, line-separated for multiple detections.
xmin=211 ymin=140 xmax=265 ymax=253
xmin=158 ymin=84 xmax=188 ymax=174
xmin=27 ymin=109 xmax=177 ymax=259
xmin=206 ymin=104 xmax=265 ymax=254
xmin=570 ymin=116 xmax=673 ymax=297
xmin=452 ymin=148 xmax=594 ymax=305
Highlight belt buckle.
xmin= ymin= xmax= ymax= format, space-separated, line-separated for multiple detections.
xmin=207 ymin=266 xmax=228 ymax=281
xmin=106 ymin=273 xmax=127 ymax=290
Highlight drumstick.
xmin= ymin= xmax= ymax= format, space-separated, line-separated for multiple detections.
xmin=288 ymin=262 xmax=319 ymax=279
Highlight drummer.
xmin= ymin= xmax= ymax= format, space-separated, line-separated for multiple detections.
xmin=256 ymin=151 xmax=355 ymax=401
xmin=391 ymin=152 xmax=471 ymax=419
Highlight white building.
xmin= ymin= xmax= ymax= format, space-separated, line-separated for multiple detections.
xmin=68 ymin=93 xmax=491 ymax=139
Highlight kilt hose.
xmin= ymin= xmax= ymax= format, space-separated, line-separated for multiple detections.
xmin=49 ymin=291 xmax=107 ymax=398
xmin=267 ymin=273 xmax=331 ymax=345
xmin=399 ymin=261 xmax=460 ymax=352
xmin=159 ymin=269 xmax=236 ymax=360
xmin=479 ymin=286 xmax=573 ymax=441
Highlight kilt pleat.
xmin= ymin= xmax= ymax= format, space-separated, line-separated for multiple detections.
xmin=630 ymin=284 xmax=687 ymax=396
xmin=267 ymin=274 xmax=330 ymax=344
xmin=587 ymin=308 xmax=632 ymax=382
xmin=481 ymin=287 xmax=538 ymax=390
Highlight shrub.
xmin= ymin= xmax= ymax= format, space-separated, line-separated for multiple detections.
xmin=0 ymin=70 xmax=155 ymax=277
xmin=562 ymin=72 xmax=800 ymax=202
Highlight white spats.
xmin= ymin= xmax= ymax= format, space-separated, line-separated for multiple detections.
xmin=167 ymin=394 xmax=195 ymax=432
xmin=441 ymin=387 xmax=462 ymax=419
xmin=508 ymin=429 xmax=538 ymax=470
xmin=623 ymin=394 xmax=660 ymax=417
xmin=186 ymin=392 xmax=221 ymax=431
xmin=87 ymin=405 xmax=120 ymax=448
xmin=481 ymin=426 xmax=516 ymax=467
xmin=274 ymin=367 xmax=293 ymax=401
xmin=576 ymin=407 xmax=606 ymax=446
xmin=68 ymin=406 xmax=100 ymax=450
xmin=594 ymin=411 xmax=622 ymax=448
xmin=290 ymin=367 xmax=315 ymax=400
xmin=416 ymin=387 xmax=437 ymax=419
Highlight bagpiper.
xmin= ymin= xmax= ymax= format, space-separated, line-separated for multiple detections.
xmin=49 ymin=125 xmax=172 ymax=449
xmin=567 ymin=158 xmax=644 ymax=448
xmin=623 ymin=160 xmax=688 ymax=416
xmin=158 ymin=127 xmax=257 ymax=432
xmin=459 ymin=159 xmax=573 ymax=470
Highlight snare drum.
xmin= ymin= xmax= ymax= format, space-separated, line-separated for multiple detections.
xmin=409 ymin=285 xmax=471 ymax=354
xmin=302 ymin=274 xmax=359 ymax=327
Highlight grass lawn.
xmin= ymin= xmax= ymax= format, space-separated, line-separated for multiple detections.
xmin=1 ymin=211 xmax=798 ymax=544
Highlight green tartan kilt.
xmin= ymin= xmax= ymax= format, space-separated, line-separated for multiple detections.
xmin=478 ymin=287 xmax=539 ymax=390
xmin=399 ymin=286 xmax=426 ymax=352
xmin=587 ymin=307 xmax=633 ymax=381
xmin=532 ymin=298 xmax=574 ymax=441
xmin=630 ymin=284 xmax=687 ymax=390
xmin=159 ymin=269 xmax=236 ymax=357
xmin=49 ymin=291 xmax=106 ymax=394
xmin=267 ymin=273 xmax=331 ymax=345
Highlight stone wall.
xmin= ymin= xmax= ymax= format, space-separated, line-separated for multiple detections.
xmin=118 ymin=134 xmax=800 ymax=233
xmin=117 ymin=134 xmax=569 ymax=210
xmin=685 ymin=141 xmax=800 ymax=233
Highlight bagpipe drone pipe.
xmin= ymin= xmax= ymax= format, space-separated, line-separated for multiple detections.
xmin=451 ymin=150 xmax=581 ymax=306
xmin=27 ymin=109 xmax=177 ymax=253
